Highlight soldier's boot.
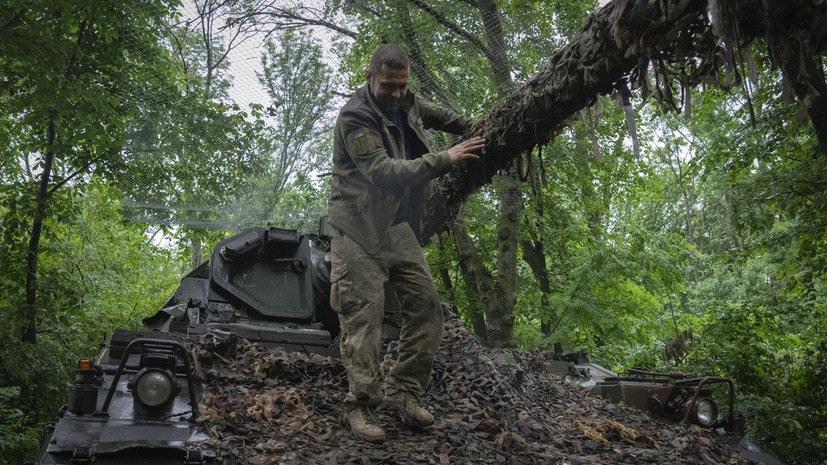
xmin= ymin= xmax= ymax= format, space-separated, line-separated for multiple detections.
xmin=345 ymin=404 xmax=386 ymax=442
xmin=384 ymin=391 xmax=435 ymax=427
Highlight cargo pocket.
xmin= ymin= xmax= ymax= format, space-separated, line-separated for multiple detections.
xmin=329 ymin=259 xmax=348 ymax=315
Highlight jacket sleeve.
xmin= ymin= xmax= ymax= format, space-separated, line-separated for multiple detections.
xmin=339 ymin=108 xmax=452 ymax=189
xmin=417 ymin=98 xmax=474 ymax=135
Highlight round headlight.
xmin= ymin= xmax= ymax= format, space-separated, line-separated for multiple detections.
xmin=133 ymin=368 xmax=176 ymax=409
xmin=693 ymin=398 xmax=718 ymax=427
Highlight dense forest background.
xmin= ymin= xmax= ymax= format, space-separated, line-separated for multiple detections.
xmin=1 ymin=0 xmax=825 ymax=463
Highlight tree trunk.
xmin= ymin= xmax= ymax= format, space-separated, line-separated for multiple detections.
xmin=663 ymin=146 xmax=700 ymax=282
xmin=521 ymin=150 xmax=557 ymax=337
xmin=478 ymin=0 xmax=512 ymax=97
xmin=398 ymin=3 xmax=457 ymax=112
xmin=409 ymin=0 xmax=520 ymax=346
xmin=451 ymin=191 xmax=519 ymax=347
xmin=23 ymin=121 xmax=55 ymax=344
xmin=719 ymin=194 xmax=742 ymax=250
xmin=452 ymin=208 xmax=489 ymax=342
xmin=419 ymin=0 xmax=827 ymax=240
xmin=577 ymin=135 xmax=603 ymax=238
xmin=488 ymin=169 xmax=519 ymax=348
xmin=436 ymin=233 xmax=455 ymax=304
xmin=521 ymin=238 xmax=555 ymax=336
xmin=453 ymin=0 xmax=518 ymax=348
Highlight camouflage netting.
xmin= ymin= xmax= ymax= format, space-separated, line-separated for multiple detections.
xmin=117 ymin=0 xmax=827 ymax=235
xmin=419 ymin=0 xmax=827 ymax=239
xmin=192 ymin=307 xmax=755 ymax=464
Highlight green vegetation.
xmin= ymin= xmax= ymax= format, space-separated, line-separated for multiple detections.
xmin=1 ymin=0 xmax=824 ymax=463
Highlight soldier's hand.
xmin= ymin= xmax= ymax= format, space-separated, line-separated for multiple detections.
xmin=448 ymin=137 xmax=485 ymax=164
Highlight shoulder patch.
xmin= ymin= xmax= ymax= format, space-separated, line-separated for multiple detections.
xmin=348 ymin=128 xmax=374 ymax=156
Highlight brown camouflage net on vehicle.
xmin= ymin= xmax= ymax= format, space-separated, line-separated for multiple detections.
xmin=193 ymin=306 xmax=755 ymax=464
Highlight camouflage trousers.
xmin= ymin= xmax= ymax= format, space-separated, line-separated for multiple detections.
xmin=329 ymin=222 xmax=444 ymax=409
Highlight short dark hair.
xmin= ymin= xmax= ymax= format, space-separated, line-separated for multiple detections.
xmin=368 ymin=43 xmax=410 ymax=76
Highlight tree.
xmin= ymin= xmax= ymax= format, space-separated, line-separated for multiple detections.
xmin=115 ymin=13 xmax=272 ymax=267
xmin=169 ymin=2 xmax=254 ymax=266
xmin=322 ymin=0 xmax=597 ymax=347
xmin=608 ymin=51 xmax=827 ymax=461
xmin=419 ymin=0 xmax=827 ymax=238
xmin=253 ymin=29 xmax=335 ymax=222
xmin=0 ymin=0 xmax=178 ymax=344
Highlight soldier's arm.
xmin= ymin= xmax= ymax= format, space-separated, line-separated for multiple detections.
xmin=339 ymin=109 xmax=452 ymax=189
xmin=415 ymin=98 xmax=484 ymax=164
xmin=417 ymin=98 xmax=475 ymax=135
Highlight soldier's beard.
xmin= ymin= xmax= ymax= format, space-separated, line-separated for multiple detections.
xmin=378 ymin=100 xmax=400 ymax=114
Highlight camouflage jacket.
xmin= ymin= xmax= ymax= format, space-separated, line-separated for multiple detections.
xmin=328 ymin=85 xmax=473 ymax=255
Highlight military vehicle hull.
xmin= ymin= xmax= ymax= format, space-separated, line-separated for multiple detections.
xmin=35 ymin=220 xmax=781 ymax=464
xmin=36 ymin=223 xmax=341 ymax=464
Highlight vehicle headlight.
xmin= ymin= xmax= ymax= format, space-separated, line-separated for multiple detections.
xmin=692 ymin=398 xmax=718 ymax=427
xmin=132 ymin=368 xmax=177 ymax=409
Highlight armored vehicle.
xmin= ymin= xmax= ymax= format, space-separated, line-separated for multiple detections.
xmin=35 ymin=218 xmax=771 ymax=464
xmin=544 ymin=346 xmax=744 ymax=433
xmin=35 ymin=219 xmax=353 ymax=464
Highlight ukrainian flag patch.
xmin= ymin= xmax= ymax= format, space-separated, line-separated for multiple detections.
xmin=349 ymin=128 xmax=373 ymax=155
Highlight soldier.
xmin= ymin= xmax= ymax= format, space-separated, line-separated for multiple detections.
xmin=327 ymin=43 xmax=485 ymax=441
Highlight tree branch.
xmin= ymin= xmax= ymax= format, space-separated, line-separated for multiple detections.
xmin=406 ymin=0 xmax=489 ymax=56
xmin=398 ymin=3 xmax=456 ymax=110
xmin=1 ymin=5 xmax=27 ymax=31
xmin=267 ymin=11 xmax=357 ymax=38
xmin=225 ymin=8 xmax=358 ymax=39
xmin=420 ymin=0 xmax=733 ymax=240
xmin=48 ymin=155 xmax=104 ymax=196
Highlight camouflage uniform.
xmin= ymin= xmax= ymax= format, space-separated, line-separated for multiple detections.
xmin=328 ymin=84 xmax=472 ymax=410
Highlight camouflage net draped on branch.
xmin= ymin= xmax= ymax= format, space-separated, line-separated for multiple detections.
xmin=420 ymin=0 xmax=827 ymax=240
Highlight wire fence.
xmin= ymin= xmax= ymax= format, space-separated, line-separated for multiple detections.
xmin=119 ymin=0 xmax=597 ymax=232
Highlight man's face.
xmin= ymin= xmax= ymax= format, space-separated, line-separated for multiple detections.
xmin=367 ymin=64 xmax=409 ymax=113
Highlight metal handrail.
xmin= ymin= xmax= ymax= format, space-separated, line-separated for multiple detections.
xmin=98 ymin=338 xmax=199 ymax=421
xmin=675 ymin=376 xmax=735 ymax=428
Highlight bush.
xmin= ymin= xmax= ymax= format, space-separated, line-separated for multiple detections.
xmin=0 ymin=386 xmax=40 ymax=465
xmin=738 ymin=394 xmax=827 ymax=465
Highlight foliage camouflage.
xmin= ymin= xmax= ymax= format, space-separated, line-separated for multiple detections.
xmin=419 ymin=0 xmax=827 ymax=239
